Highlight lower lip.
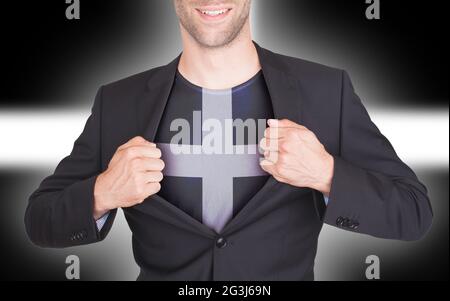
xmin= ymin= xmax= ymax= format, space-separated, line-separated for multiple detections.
xmin=196 ymin=9 xmax=231 ymax=22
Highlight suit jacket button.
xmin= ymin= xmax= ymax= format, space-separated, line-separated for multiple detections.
xmin=343 ymin=218 xmax=350 ymax=226
xmin=216 ymin=237 xmax=228 ymax=249
xmin=336 ymin=217 xmax=344 ymax=226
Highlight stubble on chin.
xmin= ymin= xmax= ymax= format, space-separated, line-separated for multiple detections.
xmin=174 ymin=0 xmax=252 ymax=49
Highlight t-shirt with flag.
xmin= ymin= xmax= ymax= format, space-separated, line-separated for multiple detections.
xmin=154 ymin=70 xmax=274 ymax=233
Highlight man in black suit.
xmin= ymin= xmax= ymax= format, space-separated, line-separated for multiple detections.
xmin=25 ymin=0 xmax=433 ymax=280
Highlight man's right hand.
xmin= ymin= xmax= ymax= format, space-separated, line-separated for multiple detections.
xmin=93 ymin=136 xmax=165 ymax=220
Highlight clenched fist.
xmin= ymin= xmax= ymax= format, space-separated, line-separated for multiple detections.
xmin=93 ymin=136 xmax=165 ymax=219
xmin=259 ymin=119 xmax=334 ymax=196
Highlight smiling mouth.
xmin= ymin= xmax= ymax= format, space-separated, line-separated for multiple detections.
xmin=195 ymin=7 xmax=232 ymax=21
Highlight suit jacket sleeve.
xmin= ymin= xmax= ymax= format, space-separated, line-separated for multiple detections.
xmin=24 ymin=87 xmax=117 ymax=248
xmin=321 ymin=70 xmax=433 ymax=241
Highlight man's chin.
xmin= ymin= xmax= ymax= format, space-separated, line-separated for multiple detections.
xmin=193 ymin=34 xmax=235 ymax=49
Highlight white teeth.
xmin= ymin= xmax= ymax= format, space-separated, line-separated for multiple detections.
xmin=201 ymin=9 xmax=228 ymax=16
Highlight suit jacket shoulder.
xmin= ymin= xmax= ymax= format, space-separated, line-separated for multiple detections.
xmin=101 ymin=66 xmax=162 ymax=104
xmin=256 ymin=46 xmax=343 ymax=84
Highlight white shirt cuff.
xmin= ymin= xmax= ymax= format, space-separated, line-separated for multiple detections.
xmin=95 ymin=212 xmax=110 ymax=231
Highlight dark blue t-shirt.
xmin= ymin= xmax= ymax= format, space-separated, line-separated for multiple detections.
xmin=155 ymin=70 xmax=274 ymax=233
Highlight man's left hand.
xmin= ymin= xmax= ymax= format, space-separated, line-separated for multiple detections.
xmin=259 ymin=119 xmax=335 ymax=197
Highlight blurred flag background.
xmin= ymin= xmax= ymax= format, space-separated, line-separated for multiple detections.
xmin=0 ymin=0 xmax=447 ymax=280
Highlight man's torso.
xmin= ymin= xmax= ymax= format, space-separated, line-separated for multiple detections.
xmin=154 ymin=70 xmax=274 ymax=233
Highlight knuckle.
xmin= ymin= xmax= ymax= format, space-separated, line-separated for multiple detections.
xmin=154 ymin=148 xmax=162 ymax=158
xmin=153 ymin=182 xmax=162 ymax=192
xmin=130 ymin=157 xmax=141 ymax=169
xmin=299 ymin=128 xmax=311 ymax=139
xmin=269 ymin=154 xmax=279 ymax=164
xmin=157 ymin=159 xmax=165 ymax=171
xmin=134 ymin=185 xmax=144 ymax=196
xmin=273 ymin=164 xmax=283 ymax=175
xmin=307 ymin=131 xmax=316 ymax=140
xmin=278 ymin=141 xmax=288 ymax=152
xmin=271 ymin=128 xmax=280 ymax=138
xmin=131 ymin=196 xmax=144 ymax=204
xmin=125 ymin=148 xmax=136 ymax=159
xmin=259 ymin=138 xmax=266 ymax=148
xmin=147 ymin=183 xmax=159 ymax=196
xmin=135 ymin=191 xmax=146 ymax=201
xmin=155 ymin=171 xmax=164 ymax=182
xmin=132 ymin=136 xmax=145 ymax=143
xmin=286 ymin=130 xmax=297 ymax=140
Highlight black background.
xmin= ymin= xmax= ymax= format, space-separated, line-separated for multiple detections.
xmin=0 ymin=1 xmax=447 ymax=107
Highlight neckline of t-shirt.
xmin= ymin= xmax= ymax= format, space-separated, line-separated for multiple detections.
xmin=175 ymin=69 xmax=263 ymax=94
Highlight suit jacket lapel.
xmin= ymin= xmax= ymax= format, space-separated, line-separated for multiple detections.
xmin=255 ymin=42 xmax=303 ymax=123
xmin=135 ymin=54 xmax=218 ymax=238
xmin=137 ymin=54 xmax=181 ymax=143
xmin=222 ymin=43 xmax=305 ymax=234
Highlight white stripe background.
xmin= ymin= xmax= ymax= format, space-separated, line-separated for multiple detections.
xmin=1 ymin=108 xmax=447 ymax=169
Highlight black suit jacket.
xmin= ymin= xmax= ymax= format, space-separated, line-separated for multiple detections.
xmin=25 ymin=43 xmax=433 ymax=280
